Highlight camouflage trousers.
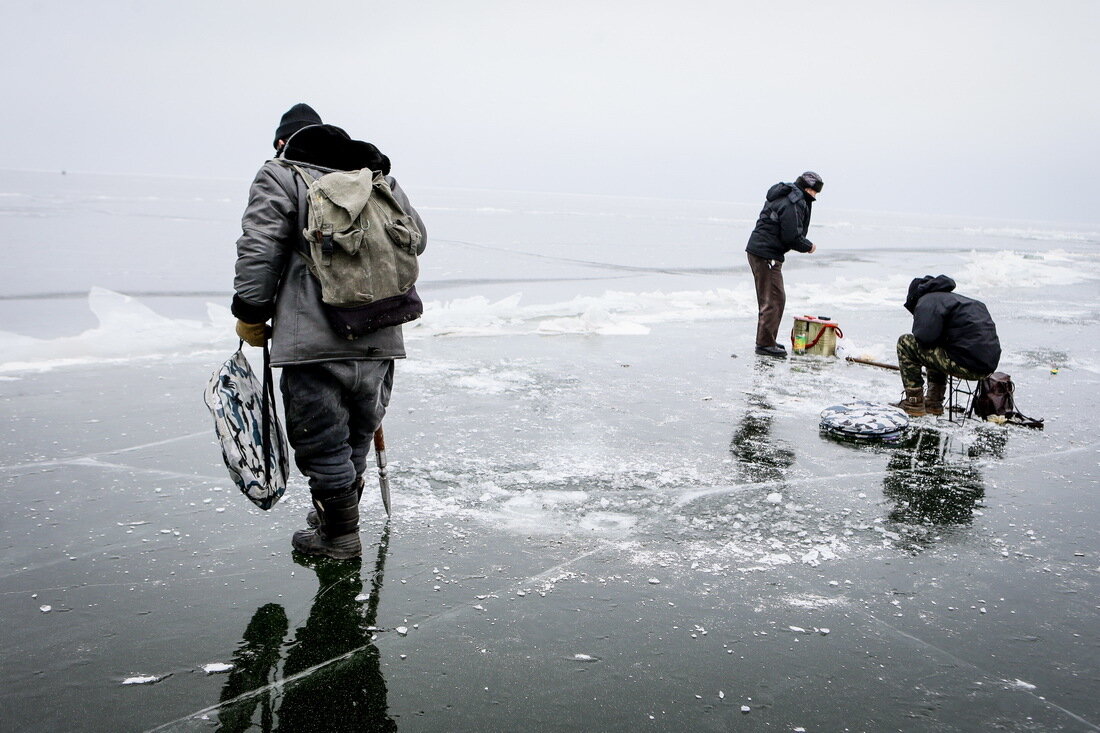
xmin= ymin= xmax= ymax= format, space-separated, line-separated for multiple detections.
xmin=896 ymin=333 xmax=985 ymax=391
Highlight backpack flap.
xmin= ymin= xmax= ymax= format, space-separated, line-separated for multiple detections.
xmin=316 ymin=168 xmax=373 ymax=224
xmin=305 ymin=169 xmax=372 ymax=258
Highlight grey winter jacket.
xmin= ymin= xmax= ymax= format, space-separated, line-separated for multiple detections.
xmin=233 ymin=150 xmax=426 ymax=367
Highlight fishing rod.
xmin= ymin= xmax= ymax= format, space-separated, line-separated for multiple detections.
xmin=845 ymin=356 xmax=900 ymax=371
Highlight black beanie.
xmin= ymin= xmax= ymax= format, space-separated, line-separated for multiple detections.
xmin=795 ymin=171 xmax=824 ymax=193
xmin=274 ymin=103 xmax=322 ymax=149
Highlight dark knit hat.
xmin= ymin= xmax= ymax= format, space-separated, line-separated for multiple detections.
xmin=795 ymin=171 xmax=824 ymax=193
xmin=274 ymin=103 xmax=322 ymax=149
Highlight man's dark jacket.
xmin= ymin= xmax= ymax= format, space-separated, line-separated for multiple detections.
xmin=905 ymin=275 xmax=1000 ymax=375
xmin=745 ymin=182 xmax=814 ymax=261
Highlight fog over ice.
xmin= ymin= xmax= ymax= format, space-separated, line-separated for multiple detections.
xmin=1 ymin=0 xmax=1097 ymax=222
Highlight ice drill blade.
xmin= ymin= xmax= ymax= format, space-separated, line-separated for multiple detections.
xmin=374 ymin=427 xmax=391 ymax=516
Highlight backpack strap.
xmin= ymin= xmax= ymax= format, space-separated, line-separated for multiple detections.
xmin=288 ymin=164 xmax=335 ymax=265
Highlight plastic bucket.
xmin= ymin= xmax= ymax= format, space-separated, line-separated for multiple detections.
xmin=791 ymin=315 xmax=843 ymax=356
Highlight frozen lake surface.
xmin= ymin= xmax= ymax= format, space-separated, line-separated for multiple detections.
xmin=1 ymin=169 xmax=1098 ymax=730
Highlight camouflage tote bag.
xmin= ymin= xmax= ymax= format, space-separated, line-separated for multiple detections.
xmin=204 ymin=343 xmax=289 ymax=509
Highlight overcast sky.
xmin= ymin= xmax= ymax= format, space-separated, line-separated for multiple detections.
xmin=2 ymin=1 xmax=1097 ymax=223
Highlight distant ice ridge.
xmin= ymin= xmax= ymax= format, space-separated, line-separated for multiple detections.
xmin=959 ymin=249 xmax=1098 ymax=291
xmin=0 ymin=287 xmax=234 ymax=373
xmin=413 ymin=288 xmax=755 ymax=338
xmin=0 ymin=248 xmax=1093 ymax=372
xmin=412 ymin=249 xmax=1097 ymax=338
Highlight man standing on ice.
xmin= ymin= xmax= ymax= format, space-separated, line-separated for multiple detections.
xmin=231 ymin=103 xmax=426 ymax=559
xmin=744 ymin=171 xmax=823 ymax=357
xmin=894 ymin=275 xmax=1000 ymax=416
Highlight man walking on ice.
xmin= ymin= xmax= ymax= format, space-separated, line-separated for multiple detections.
xmin=231 ymin=103 xmax=427 ymax=559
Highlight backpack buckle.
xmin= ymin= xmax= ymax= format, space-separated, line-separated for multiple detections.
xmin=319 ymin=224 xmax=334 ymax=265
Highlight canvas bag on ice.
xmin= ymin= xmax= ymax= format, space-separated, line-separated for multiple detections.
xmin=204 ymin=343 xmax=289 ymax=509
xmin=290 ymin=162 xmax=423 ymax=339
xmin=972 ymin=372 xmax=1044 ymax=428
xmin=973 ymin=372 xmax=1015 ymax=419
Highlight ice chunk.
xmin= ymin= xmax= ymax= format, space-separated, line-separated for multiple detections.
xmin=201 ymin=663 xmax=233 ymax=674
xmin=122 ymin=674 xmax=164 ymax=685
xmin=766 ymin=492 xmax=783 ymax=504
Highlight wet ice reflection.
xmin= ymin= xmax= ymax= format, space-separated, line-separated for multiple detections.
xmin=882 ymin=427 xmax=1007 ymax=552
xmin=729 ymin=360 xmax=796 ymax=485
xmin=210 ymin=527 xmax=395 ymax=732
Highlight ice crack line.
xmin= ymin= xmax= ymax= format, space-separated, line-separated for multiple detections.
xmin=856 ymin=608 xmax=1100 ymax=730
xmin=146 ymin=541 xmax=614 ymax=732
xmin=1 ymin=430 xmax=212 ymax=473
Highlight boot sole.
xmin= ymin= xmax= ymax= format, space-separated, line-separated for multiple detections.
xmin=291 ymin=542 xmax=362 ymax=560
xmin=291 ymin=530 xmax=362 ymax=560
xmin=291 ymin=545 xmax=362 ymax=561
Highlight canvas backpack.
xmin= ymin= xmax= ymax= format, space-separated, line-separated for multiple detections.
xmin=290 ymin=163 xmax=423 ymax=339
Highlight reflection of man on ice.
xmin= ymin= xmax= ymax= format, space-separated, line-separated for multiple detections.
xmin=215 ymin=529 xmax=396 ymax=732
xmin=895 ymin=275 xmax=1001 ymax=416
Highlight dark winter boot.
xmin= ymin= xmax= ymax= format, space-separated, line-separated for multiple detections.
xmin=924 ymin=381 xmax=946 ymax=416
xmin=894 ymin=387 xmax=927 ymax=417
xmin=292 ymin=490 xmax=362 ymax=560
xmin=306 ymin=476 xmax=364 ymax=528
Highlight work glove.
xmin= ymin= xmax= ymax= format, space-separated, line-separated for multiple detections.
xmin=235 ymin=320 xmax=269 ymax=347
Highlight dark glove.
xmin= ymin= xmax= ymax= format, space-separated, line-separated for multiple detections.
xmin=235 ymin=320 xmax=269 ymax=347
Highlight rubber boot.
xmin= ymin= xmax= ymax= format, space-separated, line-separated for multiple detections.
xmin=306 ymin=476 xmax=363 ymax=528
xmin=894 ymin=387 xmax=927 ymax=417
xmin=925 ymin=381 xmax=946 ymax=416
xmin=292 ymin=490 xmax=362 ymax=560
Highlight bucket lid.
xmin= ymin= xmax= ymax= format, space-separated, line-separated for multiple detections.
xmin=820 ymin=401 xmax=909 ymax=441
xmin=795 ymin=315 xmax=840 ymax=326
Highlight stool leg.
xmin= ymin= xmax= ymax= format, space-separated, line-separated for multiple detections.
xmin=947 ymin=375 xmax=956 ymax=423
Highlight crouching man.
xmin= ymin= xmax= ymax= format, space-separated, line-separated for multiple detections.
xmin=896 ymin=275 xmax=1000 ymax=416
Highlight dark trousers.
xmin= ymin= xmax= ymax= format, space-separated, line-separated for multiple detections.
xmin=748 ymin=252 xmax=785 ymax=347
xmin=280 ymin=360 xmax=394 ymax=498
